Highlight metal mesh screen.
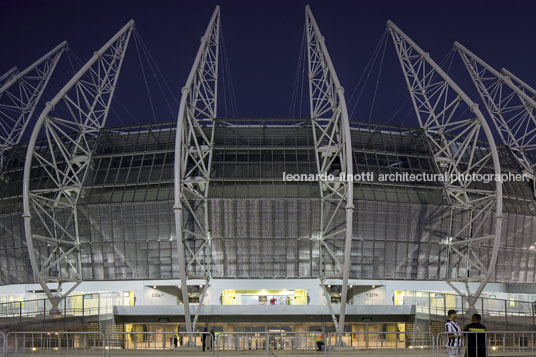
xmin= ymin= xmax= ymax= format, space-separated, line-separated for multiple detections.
xmin=0 ymin=200 xmax=535 ymax=284
xmin=0 ymin=213 xmax=32 ymax=283
xmin=210 ymin=198 xmax=319 ymax=278
xmin=1 ymin=121 xmax=536 ymax=284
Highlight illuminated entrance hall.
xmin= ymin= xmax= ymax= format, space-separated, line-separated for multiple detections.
xmin=1 ymin=2 xmax=536 ymax=356
xmin=221 ymin=290 xmax=308 ymax=306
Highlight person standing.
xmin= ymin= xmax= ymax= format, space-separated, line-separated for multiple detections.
xmin=312 ymin=329 xmax=324 ymax=351
xmin=174 ymin=326 xmax=182 ymax=349
xmin=464 ymin=313 xmax=487 ymax=357
xmin=209 ymin=329 xmax=215 ymax=351
xmin=445 ymin=309 xmax=463 ymax=356
xmin=129 ymin=328 xmax=137 ymax=350
xmin=201 ymin=327 xmax=208 ymax=352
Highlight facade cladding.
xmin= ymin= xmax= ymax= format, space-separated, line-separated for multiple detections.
xmin=0 ymin=119 xmax=535 ymax=285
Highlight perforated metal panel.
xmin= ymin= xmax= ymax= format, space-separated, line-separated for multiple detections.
xmin=1 ymin=121 xmax=536 ymax=284
xmin=209 ymin=198 xmax=320 ymax=278
xmin=0 ymin=213 xmax=32 ymax=283
xmin=1 ymin=199 xmax=535 ymax=283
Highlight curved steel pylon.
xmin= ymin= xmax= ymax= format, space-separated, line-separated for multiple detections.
xmin=387 ymin=21 xmax=503 ymax=306
xmin=22 ymin=21 xmax=134 ymax=311
xmin=0 ymin=42 xmax=67 ymax=173
xmin=174 ymin=6 xmax=220 ymax=333
xmin=305 ymin=5 xmax=354 ymax=333
xmin=455 ymin=42 xmax=536 ymax=196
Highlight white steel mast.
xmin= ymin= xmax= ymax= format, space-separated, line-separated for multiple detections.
xmin=305 ymin=5 xmax=355 ymax=333
xmin=174 ymin=6 xmax=220 ymax=333
xmin=387 ymin=21 xmax=503 ymax=307
xmin=22 ymin=21 xmax=134 ymax=312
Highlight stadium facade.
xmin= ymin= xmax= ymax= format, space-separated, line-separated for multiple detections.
xmin=0 ymin=5 xmax=536 ymax=337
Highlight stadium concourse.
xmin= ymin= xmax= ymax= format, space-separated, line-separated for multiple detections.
xmin=0 ymin=4 xmax=536 ymax=356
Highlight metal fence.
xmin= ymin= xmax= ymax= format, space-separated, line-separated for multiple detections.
xmin=2 ymin=330 xmax=536 ymax=356
xmin=0 ymin=332 xmax=4 ymax=357
xmin=106 ymin=332 xmax=213 ymax=356
xmin=436 ymin=331 xmax=536 ymax=356
xmin=0 ymin=292 xmax=130 ymax=321
xmin=215 ymin=331 xmax=324 ymax=356
xmin=326 ymin=332 xmax=435 ymax=356
xmin=5 ymin=331 xmax=105 ymax=356
xmin=399 ymin=290 xmax=536 ymax=329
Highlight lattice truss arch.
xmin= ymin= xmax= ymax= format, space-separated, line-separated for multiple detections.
xmin=387 ymin=21 xmax=503 ymax=301
xmin=174 ymin=6 xmax=220 ymax=332
xmin=305 ymin=6 xmax=354 ymax=333
xmin=305 ymin=5 xmax=354 ymax=280
xmin=22 ymin=21 xmax=134 ymax=310
xmin=0 ymin=42 xmax=67 ymax=172
xmin=455 ymin=43 xmax=536 ymax=196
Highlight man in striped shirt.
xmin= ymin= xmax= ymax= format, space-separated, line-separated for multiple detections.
xmin=445 ymin=309 xmax=463 ymax=356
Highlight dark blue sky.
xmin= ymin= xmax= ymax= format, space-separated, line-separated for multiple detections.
xmin=1 ymin=0 xmax=535 ymax=129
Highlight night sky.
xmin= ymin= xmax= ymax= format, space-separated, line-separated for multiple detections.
xmin=1 ymin=0 xmax=535 ymax=132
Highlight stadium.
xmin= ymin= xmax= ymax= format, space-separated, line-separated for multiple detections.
xmin=0 ymin=2 xmax=536 ymax=355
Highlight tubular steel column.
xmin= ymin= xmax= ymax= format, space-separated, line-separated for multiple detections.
xmin=22 ymin=21 xmax=134 ymax=311
xmin=305 ymin=5 xmax=354 ymax=333
xmin=174 ymin=6 xmax=220 ymax=333
xmin=387 ymin=21 xmax=503 ymax=306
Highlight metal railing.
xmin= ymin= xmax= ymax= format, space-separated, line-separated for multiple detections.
xmin=326 ymin=331 xmax=435 ymax=356
xmin=436 ymin=331 xmax=536 ymax=356
xmin=106 ymin=332 xmax=213 ymax=356
xmin=0 ymin=332 xmax=4 ymax=357
xmin=399 ymin=290 xmax=536 ymax=329
xmin=1 ymin=330 xmax=536 ymax=355
xmin=215 ymin=331 xmax=325 ymax=356
xmin=5 ymin=331 xmax=105 ymax=356
xmin=0 ymin=291 xmax=130 ymax=321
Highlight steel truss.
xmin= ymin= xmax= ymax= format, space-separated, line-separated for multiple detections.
xmin=305 ymin=6 xmax=355 ymax=333
xmin=174 ymin=6 xmax=220 ymax=333
xmin=502 ymin=68 xmax=536 ymax=101
xmin=0 ymin=43 xmax=67 ymax=173
xmin=456 ymin=43 xmax=536 ymax=196
xmin=22 ymin=21 xmax=134 ymax=312
xmin=0 ymin=67 xmax=18 ymax=87
xmin=387 ymin=21 xmax=503 ymax=306
xmin=503 ymin=69 xmax=536 ymax=157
